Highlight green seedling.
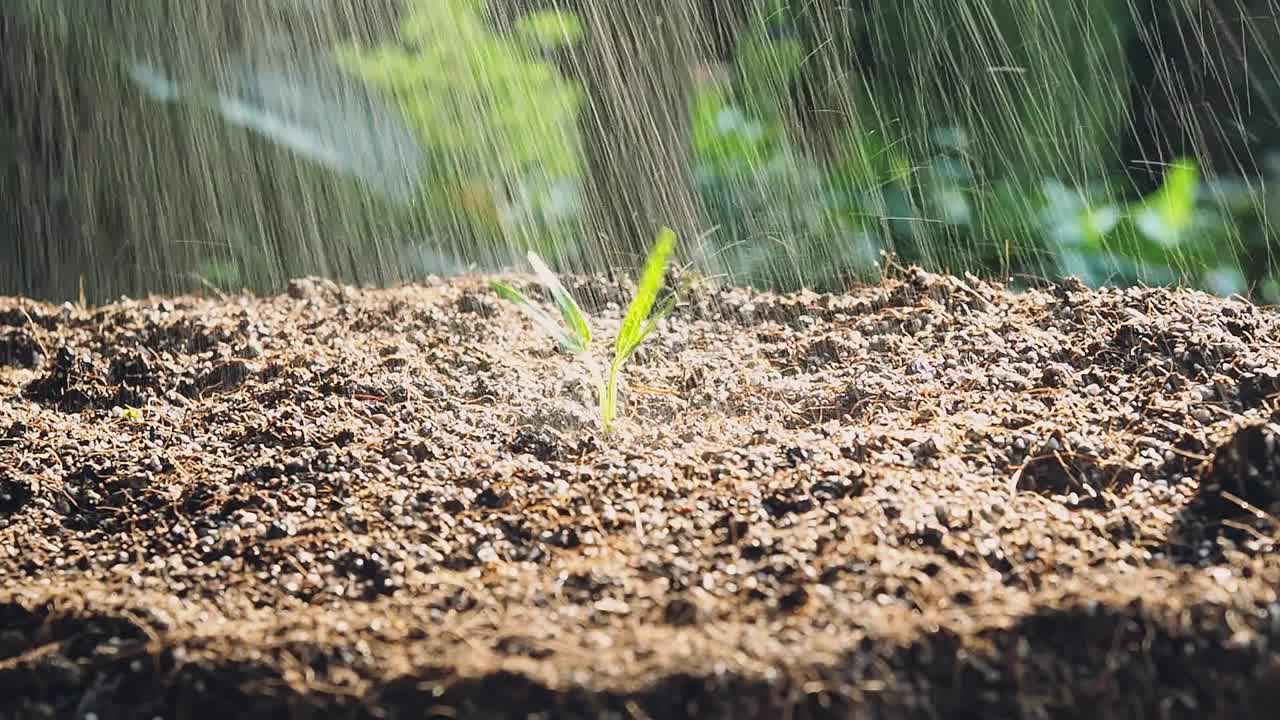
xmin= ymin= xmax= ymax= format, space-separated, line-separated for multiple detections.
xmin=492 ymin=228 xmax=679 ymax=434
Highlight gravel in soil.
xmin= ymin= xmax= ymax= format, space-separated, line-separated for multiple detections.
xmin=2 ymin=270 xmax=1280 ymax=719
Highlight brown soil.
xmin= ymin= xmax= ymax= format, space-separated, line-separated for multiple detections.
xmin=2 ymin=269 xmax=1280 ymax=719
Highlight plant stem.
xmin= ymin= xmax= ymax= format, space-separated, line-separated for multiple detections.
xmin=600 ymin=357 xmax=623 ymax=435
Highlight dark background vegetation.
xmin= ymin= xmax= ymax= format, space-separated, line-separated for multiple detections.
xmin=2 ymin=0 xmax=1278 ymax=303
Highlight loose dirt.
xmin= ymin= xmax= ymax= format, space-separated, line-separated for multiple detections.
xmin=2 ymin=269 xmax=1279 ymax=719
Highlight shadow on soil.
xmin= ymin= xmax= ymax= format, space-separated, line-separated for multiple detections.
xmin=1168 ymin=421 xmax=1280 ymax=564
xmin=2 ymin=600 xmax=1277 ymax=720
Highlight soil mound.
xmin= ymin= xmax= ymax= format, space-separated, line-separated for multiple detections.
xmin=2 ymin=270 xmax=1278 ymax=718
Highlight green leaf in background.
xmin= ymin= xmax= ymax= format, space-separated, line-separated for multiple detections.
xmin=1132 ymin=158 xmax=1199 ymax=248
xmin=1041 ymin=179 xmax=1112 ymax=246
xmin=1261 ymin=274 xmax=1280 ymax=305
xmin=514 ymin=10 xmax=583 ymax=50
xmin=615 ymin=228 xmax=676 ymax=362
xmin=691 ymin=90 xmax=775 ymax=173
xmin=1078 ymin=203 xmax=1123 ymax=247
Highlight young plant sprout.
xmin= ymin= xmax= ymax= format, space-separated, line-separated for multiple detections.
xmin=492 ymin=228 xmax=679 ymax=434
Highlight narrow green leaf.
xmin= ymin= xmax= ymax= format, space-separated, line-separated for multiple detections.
xmin=618 ymin=291 xmax=679 ymax=364
xmin=615 ymin=228 xmax=676 ymax=360
xmin=491 ymin=280 xmax=586 ymax=353
xmin=491 ymin=281 xmax=526 ymax=301
xmin=527 ymin=251 xmax=592 ymax=351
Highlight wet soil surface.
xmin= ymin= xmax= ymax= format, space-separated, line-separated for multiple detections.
xmin=2 ymin=269 xmax=1280 ymax=719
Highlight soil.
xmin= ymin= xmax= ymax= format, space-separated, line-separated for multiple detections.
xmin=2 ymin=268 xmax=1279 ymax=719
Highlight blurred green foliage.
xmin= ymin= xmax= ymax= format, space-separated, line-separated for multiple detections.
xmin=2 ymin=0 xmax=424 ymax=300
xmin=343 ymin=0 xmax=582 ymax=262
xmin=4 ymin=0 xmax=1279 ymax=302
xmin=339 ymin=0 xmax=1278 ymax=298
xmin=678 ymin=1 xmax=1279 ymax=297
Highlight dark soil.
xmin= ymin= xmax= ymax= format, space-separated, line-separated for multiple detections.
xmin=2 ymin=269 xmax=1280 ymax=719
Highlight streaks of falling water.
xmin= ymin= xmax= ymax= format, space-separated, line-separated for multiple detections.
xmin=2 ymin=1 xmax=1279 ymax=303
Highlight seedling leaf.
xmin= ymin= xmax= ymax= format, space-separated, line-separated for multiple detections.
xmin=527 ymin=251 xmax=592 ymax=352
xmin=615 ymin=227 xmax=676 ymax=361
xmin=490 ymin=281 xmax=587 ymax=353
xmin=619 ymin=291 xmax=679 ymax=364
xmin=492 ymin=227 xmax=680 ymax=436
